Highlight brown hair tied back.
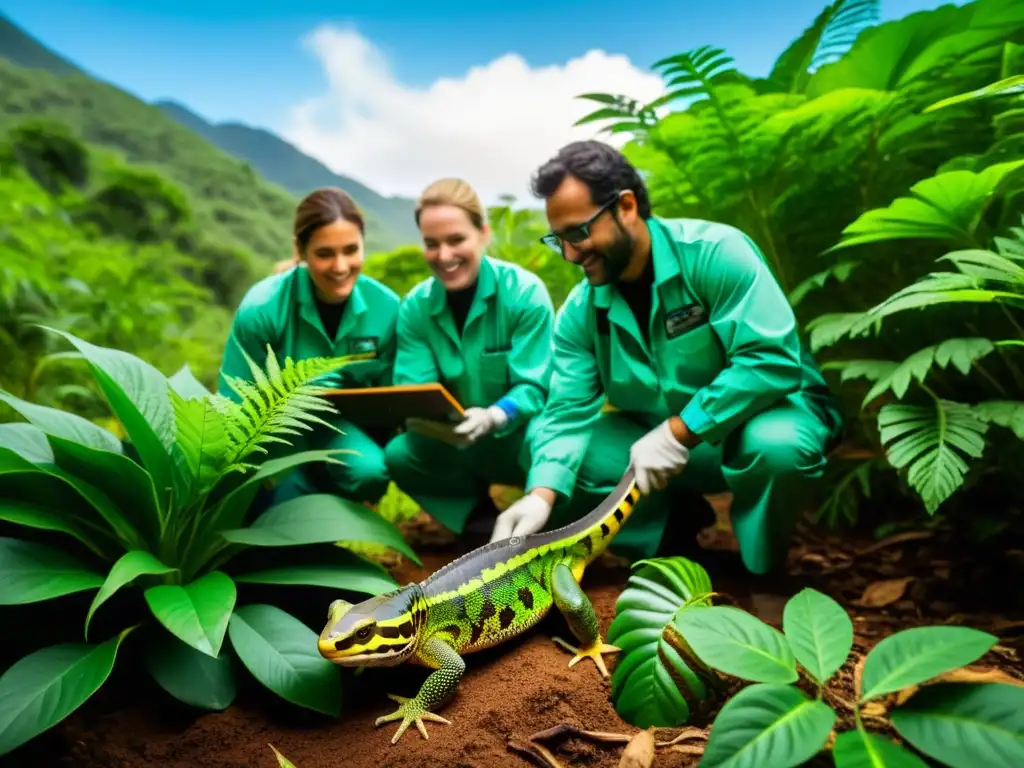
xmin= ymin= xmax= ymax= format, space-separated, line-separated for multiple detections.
xmin=415 ymin=178 xmax=486 ymax=230
xmin=271 ymin=187 xmax=366 ymax=275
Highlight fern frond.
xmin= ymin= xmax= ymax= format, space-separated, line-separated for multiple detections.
xmin=809 ymin=0 xmax=881 ymax=72
xmin=878 ymin=400 xmax=989 ymax=514
xmin=974 ymin=401 xmax=1024 ymax=440
xmin=216 ymin=345 xmax=367 ymax=475
xmin=650 ymin=46 xmax=738 ymax=109
xmin=805 ymin=311 xmax=882 ymax=352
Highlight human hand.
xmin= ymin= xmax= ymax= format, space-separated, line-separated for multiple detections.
xmin=629 ymin=419 xmax=690 ymax=494
xmin=453 ymin=405 xmax=508 ymax=443
xmin=489 ymin=492 xmax=553 ymax=542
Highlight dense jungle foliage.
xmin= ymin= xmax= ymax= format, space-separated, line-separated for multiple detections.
xmin=576 ymin=0 xmax=1024 ymax=533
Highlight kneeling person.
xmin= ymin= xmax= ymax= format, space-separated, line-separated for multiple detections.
xmin=492 ymin=141 xmax=843 ymax=575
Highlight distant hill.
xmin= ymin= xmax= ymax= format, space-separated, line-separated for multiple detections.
xmin=155 ymin=100 xmax=420 ymax=249
xmin=0 ymin=12 xmax=413 ymax=255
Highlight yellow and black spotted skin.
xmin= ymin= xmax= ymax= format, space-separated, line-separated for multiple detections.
xmin=318 ymin=470 xmax=640 ymax=743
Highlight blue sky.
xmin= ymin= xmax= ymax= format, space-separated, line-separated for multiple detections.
xmin=3 ymin=0 xmax=963 ymax=201
xmin=5 ymin=0 xmax=957 ymax=132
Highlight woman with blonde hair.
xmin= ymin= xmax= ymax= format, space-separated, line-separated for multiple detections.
xmin=384 ymin=178 xmax=556 ymax=543
xmin=218 ymin=186 xmax=401 ymax=505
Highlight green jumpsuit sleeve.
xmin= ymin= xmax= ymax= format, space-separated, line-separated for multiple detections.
xmin=492 ymin=280 xmax=555 ymax=435
xmin=524 ymin=288 xmax=605 ymax=499
xmin=678 ymin=230 xmax=804 ymax=445
xmin=217 ymin=301 xmax=276 ymax=402
xmin=391 ymin=299 xmax=440 ymax=385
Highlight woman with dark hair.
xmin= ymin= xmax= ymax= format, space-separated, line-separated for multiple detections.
xmin=217 ymin=186 xmax=400 ymax=505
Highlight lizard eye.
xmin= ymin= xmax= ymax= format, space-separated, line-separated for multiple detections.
xmin=356 ymin=626 xmax=373 ymax=641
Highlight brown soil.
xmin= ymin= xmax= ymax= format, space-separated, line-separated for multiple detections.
xmin=12 ymin=494 xmax=1024 ymax=768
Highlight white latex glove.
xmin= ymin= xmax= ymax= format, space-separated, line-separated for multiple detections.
xmin=629 ymin=420 xmax=690 ymax=495
xmin=489 ymin=492 xmax=552 ymax=542
xmin=453 ymin=405 xmax=508 ymax=443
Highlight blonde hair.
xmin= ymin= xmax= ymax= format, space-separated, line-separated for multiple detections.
xmin=415 ymin=178 xmax=486 ymax=230
xmin=272 ymin=255 xmax=300 ymax=274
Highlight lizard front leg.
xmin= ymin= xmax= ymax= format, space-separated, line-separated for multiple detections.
xmin=375 ymin=635 xmax=465 ymax=744
xmin=550 ymin=562 xmax=620 ymax=679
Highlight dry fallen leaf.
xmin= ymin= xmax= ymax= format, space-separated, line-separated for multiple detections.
xmin=856 ymin=530 xmax=933 ymax=556
xmin=618 ymin=727 xmax=656 ymax=768
xmin=854 ymin=577 xmax=915 ymax=608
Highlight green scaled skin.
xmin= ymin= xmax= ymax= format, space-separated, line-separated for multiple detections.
xmin=318 ymin=470 xmax=641 ymax=744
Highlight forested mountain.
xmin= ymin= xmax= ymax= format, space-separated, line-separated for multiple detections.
xmin=0 ymin=12 xmax=415 ymax=253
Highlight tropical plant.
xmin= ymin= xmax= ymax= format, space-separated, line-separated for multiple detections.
xmin=677 ymin=588 xmax=1020 ymax=768
xmin=0 ymin=329 xmax=419 ymax=756
xmin=608 ymin=557 xmax=1023 ymax=767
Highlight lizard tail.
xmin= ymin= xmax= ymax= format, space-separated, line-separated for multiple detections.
xmin=580 ymin=467 xmax=641 ymax=564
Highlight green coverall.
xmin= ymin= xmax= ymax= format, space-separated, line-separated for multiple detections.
xmin=384 ymin=255 xmax=555 ymax=534
xmin=524 ymin=217 xmax=843 ymax=574
xmin=218 ymin=265 xmax=400 ymax=504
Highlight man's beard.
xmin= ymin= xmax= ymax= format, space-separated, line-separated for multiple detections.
xmin=581 ymin=229 xmax=634 ymax=285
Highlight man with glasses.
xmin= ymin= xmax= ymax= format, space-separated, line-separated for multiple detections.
xmin=489 ymin=140 xmax=842 ymax=576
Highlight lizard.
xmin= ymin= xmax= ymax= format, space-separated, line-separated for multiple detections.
xmin=317 ymin=468 xmax=641 ymax=744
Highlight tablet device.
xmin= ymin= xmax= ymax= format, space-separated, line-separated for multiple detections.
xmin=320 ymin=383 xmax=465 ymax=430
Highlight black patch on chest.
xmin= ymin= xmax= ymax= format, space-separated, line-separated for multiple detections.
xmin=664 ymin=304 xmax=707 ymax=338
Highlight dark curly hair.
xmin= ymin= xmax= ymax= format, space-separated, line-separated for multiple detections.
xmin=530 ymin=140 xmax=652 ymax=219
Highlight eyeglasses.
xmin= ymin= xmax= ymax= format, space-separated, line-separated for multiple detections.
xmin=539 ymin=193 xmax=621 ymax=253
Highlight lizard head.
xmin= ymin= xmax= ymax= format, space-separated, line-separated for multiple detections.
xmin=317 ymin=585 xmax=423 ymax=667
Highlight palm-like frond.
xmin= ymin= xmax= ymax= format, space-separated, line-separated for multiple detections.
xmin=214 ymin=345 xmax=364 ymax=474
xmin=809 ymin=0 xmax=881 ymax=72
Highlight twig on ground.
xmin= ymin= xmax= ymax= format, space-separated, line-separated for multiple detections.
xmin=655 ymin=727 xmax=707 ymax=747
xmin=507 ymin=740 xmax=557 ymax=768
xmin=527 ymin=724 xmax=631 ymax=743
xmin=671 ymin=745 xmax=705 ymax=756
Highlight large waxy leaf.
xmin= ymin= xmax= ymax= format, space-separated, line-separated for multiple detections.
xmin=169 ymin=388 xmax=228 ymax=507
xmin=782 ymin=587 xmax=853 ymax=684
xmin=144 ymin=630 xmax=236 ymax=711
xmin=144 ymin=571 xmax=237 ymax=658
xmin=234 ymin=558 xmax=397 ymax=595
xmin=607 ymin=557 xmax=715 ymax=728
xmin=699 ymin=683 xmax=835 ymax=767
xmin=168 ymin=364 xmax=213 ymax=400
xmin=0 ymin=422 xmax=56 ymax=464
xmin=0 ymin=389 xmax=123 ymax=454
xmin=43 ymin=327 xmax=176 ymax=508
xmin=890 ymin=682 xmax=1024 ymax=768
xmin=218 ymin=493 xmax=420 ymax=565
xmin=0 ymin=537 xmax=104 ymax=605
xmin=228 ymin=603 xmax=341 ymax=716
xmin=878 ymin=401 xmax=990 ymax=515
xmin=0 ymin=499 xmax=108 ymax=557
xmin=833 ymin=728 xmax=929 ymax=767
xmin=860 ymin=625 xmax=997 ymax=701
xmin=0 ymin=627 xmax=134 ymax=756
xmin=85 ymin=551 xmax=177 ymax=639
xmin=675 ymin=605 xmax=798 ymax=684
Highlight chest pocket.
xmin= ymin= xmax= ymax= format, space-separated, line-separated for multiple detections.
xmin=661 ymin=314 xmax=724 ymax=390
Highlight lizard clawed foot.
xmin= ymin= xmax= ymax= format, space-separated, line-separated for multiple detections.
xmin=552 ymin=635 xmax=621 ymax=678
xmin=375 ymin=693 xmax=452 ymax=744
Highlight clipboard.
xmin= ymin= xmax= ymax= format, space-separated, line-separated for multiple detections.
xmin=320 ymin=383 xmax=466 ymax=432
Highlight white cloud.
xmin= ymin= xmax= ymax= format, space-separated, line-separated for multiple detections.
xmin=282 ymin=25 xmax=666 ymax=207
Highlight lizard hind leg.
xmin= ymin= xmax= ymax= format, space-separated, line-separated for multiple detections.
xmin=550 ymin=562 xmax=620 ymax=679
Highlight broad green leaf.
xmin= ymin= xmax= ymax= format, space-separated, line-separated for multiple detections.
xmin=825 ymin=161 xmax=1024 ymax=252
xmin=699 ymin=683 xmax=835 ymax=767
xmin=218 ymin=493 xmax=421 ymax=565
xmin=46 ymin=435 xmax=157 ymax=549
xmin=0 ymin=537 xmax=104 ymax=605
xmin=0 ymin=390 xmax=123 ymax=454
xmin=228 ymin=603 xmax=341 ymax=716
xmin=607 ymin=557 xmax=716 ymax=728
xmin=169 ymin=389 xmax=228 ymax=507
xmin=0 ymin=500 xmax=108 ymax=557
xmin=169 ymin=364 xmax=213 ymax=400
xmin=890 ymin=682 xmax=1024 ymax=768
xmin=144 ymin=571 xmax=237 ymax=658
xmin=675 ymin=605 xmax=798 ymax=684
xmin=878 ymin=401 xmax=989 ymax=515
xmin=782 ymin=587 xmax=853 ymax=684
xmin=144 ymin=630 xmax=236 ymax=711
xmin=0 ymin=423 xmax=55 ymax=464
xmin=974 ymin=401 xmax=1024 ymax=440
xmin=860 ymin=626 xmax=997 ymax=701
xmin=86 ymin=551 xmax=177 ymax=639
xmin=0 ymin=627 xmax=133 ymax=757
xmin=234 ymin=562 xmax=398 ymax=595
xmin=833 ymin=728 xmax=929 ymax=767
xmin=44 ymin=327 xmax=176 ymax=506
xmin=925 ymin=74 xmax=1024 ymax=112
